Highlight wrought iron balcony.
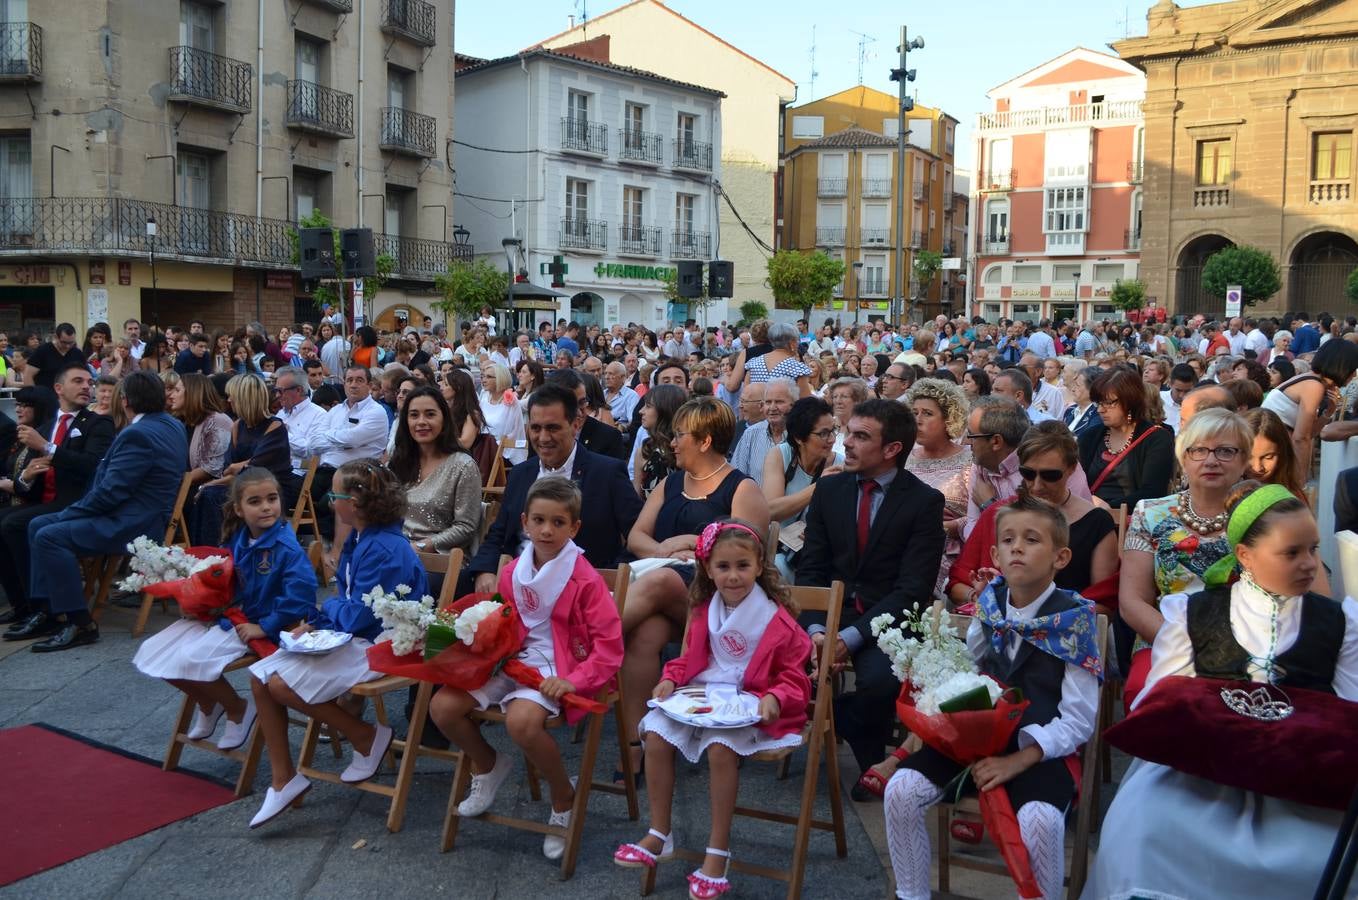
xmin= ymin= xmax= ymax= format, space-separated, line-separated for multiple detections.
xmin=380 ymin=0 xmax=436 ymax=47
xmin=980 ymin=168 xmax=1016 ymax=191
xmin=618 ymin=128 xmax=662 ymax=165
xmin=374 ymin=233 xmax=473 ymax=279
xmin=168 ymin=46 xmax=252 ymax=113
xmin=983 ymin=233 xmax=1010 ymax=254
xmin=909 ymin=229 xmax=923 ymax=248
xmin=0 ymin=23 xmax=41 ymax=81
xmin=305 ymin=0 xmax=352 ymax=10
xmin=287 ymin=80 xmax=354 ymax=139
xmin=815 ymin=226 xmax=844 ymax=247
xmin=861 ymin=227 xmax=890 ymax=245
xmin=673 ymin=139 xmax=713 ymax=172
xmin=562 ymin=117 xmax=607 ymax=155
xmin=862 ymin=178 xmax=891 ymax=198
xmin=560 ymin=217 xmax=606 ymax=252
xmin=1125 ymin=226 xmax=1141 ymax=250
xmin=912 ymin=182 xmax=924 ymax=201
xmin=618 ymin=224 xmax=661 ymax=257
xmin=861 ymin=274 xmax=886 ymax=296
xmin=380 ymin=107 xmax=436 ymax=157
xmin=817 ymin=178 xmax=847 ymax=198
xmin=671 ymin=230 xmax=709 ymax=259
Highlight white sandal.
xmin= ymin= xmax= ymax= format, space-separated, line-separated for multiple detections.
xmin=613 ymin=828 xmax=675 ymax=868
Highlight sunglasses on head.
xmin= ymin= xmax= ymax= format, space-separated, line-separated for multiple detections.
xmin=1018 ymin=466 xmax=1064 ymax=483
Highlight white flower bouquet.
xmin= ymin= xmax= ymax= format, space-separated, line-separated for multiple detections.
xmin=117 ymin=536 xmax=228 ymax=593
xmin=360 ymin=583 xmax=437 ymax=656
xmin=871 ymin=601 xmax=1002 ymax=715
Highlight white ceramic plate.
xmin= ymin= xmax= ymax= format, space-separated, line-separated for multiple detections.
xmin=647 ymin=684 xmax=762 ymax=729
xmin=279 ymin=629 xmax=353 ymax=655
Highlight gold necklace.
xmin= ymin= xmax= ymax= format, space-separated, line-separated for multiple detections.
xmin=688 ymin=461 xmax=728 ymax=483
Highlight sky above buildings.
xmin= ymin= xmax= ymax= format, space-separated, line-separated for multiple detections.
xmin=456 ymin=0 xmax=1218 ymax=170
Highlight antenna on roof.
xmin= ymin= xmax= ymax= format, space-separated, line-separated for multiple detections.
xmin=575 ymin=0 xmax=589 ymax=25
xmin=808 ymin=25 xmax=819 ymax=98
xmin=850 ymin=29 xmax=877 ymax=86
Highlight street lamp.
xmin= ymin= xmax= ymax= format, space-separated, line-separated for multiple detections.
xmin=453 ymin=224 xmax=470 ymax=246
xmin=852 ymin=260 xmax=865 ymax=325
xmin=1072 ymin=271 xmax=1081 ymax=321
xmin=146 ymin=217 xmax=159 ymax=326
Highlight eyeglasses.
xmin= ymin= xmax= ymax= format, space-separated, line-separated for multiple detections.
xmin=1019 ymin=466 xmax=1065 ymax=483
xmin=325 ymin=491 xmax=353 ymax=503
xmin=811 ymin=428 xmax=837 ymax=441
xmin=1094 ymin=399 xmax=1122 ymax=410
xmin=962 ymin=432 xmax=996 ymax=442
xmin=880 ymin=372 xmax=907 ymax=382
xmin=1185 ymin=445 xmax=1243 ymax=462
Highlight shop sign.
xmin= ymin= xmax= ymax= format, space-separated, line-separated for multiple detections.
xmin=0 ymin=265 xmax=62 ymax=285
xmin=1011 ymin=286 xmax=1042 ymax=298
xmin=592 ymin=262 xmax=675 ymax=282
xmin=118 ymin=261 xmax=132 ymax=285
xmin=90 ymin=259 xmax=105 ymax=284
xmin=265 ymin=272 xmax=294 ymax=290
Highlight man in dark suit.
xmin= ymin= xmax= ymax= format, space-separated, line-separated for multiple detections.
xmin=543 ymin=368 xmax=628 ymax=460
xmin=0 ymin=364 xmax=115 ymax=624
xmin=796 ymin=398 xmax=945 ymax=780
xmin=466 ymin=384 xmax=642 ymax=594
xmin=6 ymin=371 xmax=187 ymax=651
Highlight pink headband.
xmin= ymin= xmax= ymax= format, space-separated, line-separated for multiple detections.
xmin=695 ymin=521 xmax=763 ymax=564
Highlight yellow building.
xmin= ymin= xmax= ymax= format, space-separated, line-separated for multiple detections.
xmin=779 ymin=86 xmax=958 ymax=322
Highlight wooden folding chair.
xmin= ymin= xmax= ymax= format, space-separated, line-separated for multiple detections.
xmin=479 ymin=500 xmax=500 ymax=545
xmin=482 ymin=437 xmax=513 ymax=501
xmin=765 ymin=521 xmax=780 ymax=566
xmin=131 ymin=473 xmax=197 ymax=637
xmin=293 ymin=549 xmax=465 ymax=833
xmin=1113 ymin=504 xmax=1129 ymax=553
xmin=289 ymin=457 xmax=322 ymax=543
xmin=83 ymin=554 xmax=126 ymax=622
xmin=441 ymin=564 xmax=640 ymax=879
xmin=162 ymin=654 xmax=265 ymax=797
xmin=641 ymin=580 xmax=849 ymax=899
xmin=934 ymin=614 xmax=1109 ymax=900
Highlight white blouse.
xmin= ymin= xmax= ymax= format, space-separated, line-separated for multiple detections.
xmin=1140 ymin=580 xmax=1358 ymax=708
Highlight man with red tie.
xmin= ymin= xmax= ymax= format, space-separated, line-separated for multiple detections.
xmin=795 ymin=399 xmax=945 ymax=787
xmin=0 ymin=364 xmax=114 ymax=625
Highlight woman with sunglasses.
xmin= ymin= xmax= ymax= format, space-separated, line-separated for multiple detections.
xmin=761 ymin=396 xmax=843 ymax=581
xmin=1076 ymin=366 xmax=1174 ymax=512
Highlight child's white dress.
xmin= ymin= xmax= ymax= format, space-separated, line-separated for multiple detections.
xmin=248 ymin=638 xmax=378 ymax=704
xmin=640 ymin=586 xmax=804 ymax=763
xmin=134 ymin=619 xmax=247 ymax=682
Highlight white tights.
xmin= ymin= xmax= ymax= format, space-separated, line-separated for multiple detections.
xmin=883 ymin=767 xmax=1066 ymax=900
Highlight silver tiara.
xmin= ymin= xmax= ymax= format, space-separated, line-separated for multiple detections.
xmin=1220 ymin=684 xmax=1293 ymax=722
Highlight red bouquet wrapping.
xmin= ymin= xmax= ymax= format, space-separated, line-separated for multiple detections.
xmin=140 ymin=546 xmax=278 ymax=658
xmin=365 ymin=593 xmax=605 ymax=714
xmin=896 ymin=682 xmax=1042 ymax=899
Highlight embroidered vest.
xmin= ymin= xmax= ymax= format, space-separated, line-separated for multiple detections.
xmin=978 ymin=587 xmax=1083 ymax=734
xmin=1185 ymin=587 xmax=1342 ymax=694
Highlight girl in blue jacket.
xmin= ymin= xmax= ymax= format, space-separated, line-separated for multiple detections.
xmin=133 ymin=467 xmax=316 ymax=754
xmin=248 ymin=459 xmax=427 ymax=828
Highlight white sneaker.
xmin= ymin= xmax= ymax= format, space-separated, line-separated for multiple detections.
xmin=249 ymin=773 xmax=311 ymax=828
xmin=186 ymin=703 xmax=224 ymax=740
xmin=217 ymin=696 xmax=257 ymax=751
xmin=340 ymin=724 xmax=394 ymax=783
xmin=456 ymin=751 xmax=513 ymax=817
xmin=543 ymin=776 xmax=577 ymax=860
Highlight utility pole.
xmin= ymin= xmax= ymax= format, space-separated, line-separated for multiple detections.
xmin=890 ymin=27 xmax=923 ymax=326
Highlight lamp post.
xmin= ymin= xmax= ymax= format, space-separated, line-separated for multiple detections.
xmin=49 ymin=145 xmax=69 ymax=198
xmin=1072 ymin=271 xmax=1081 ymax=321
xmin=852 ymin=260 xmax=865 ymax=326
xmin=146 ymin=216 xmax=159 ymax=327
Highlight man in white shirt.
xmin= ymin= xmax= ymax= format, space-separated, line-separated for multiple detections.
xmin=1224 ymin=317 xmax=1247 ymax=356
xmin=272 ymin=365 xmax=326 ymax=495
xmin=123 ymin=318 xmax=146 ymax=361
xmin=1025 ymin=320 xmax=1057 ymax=360
xmin=305 ymin=364 xmax=389 ymax=563
xmin=1243 ymin=318 xmax=1270 ymax=359
xmin=603 ymin=361 xmax=640 ymax=431
xmin=320 ymin=332 xmax=350 ymax=379
xmin=993 ymin=369 xmax=1054 ymax=424
xmin=1020 ymin=353 xmax=1066 ymax=419
xmin=319 ymin=303 xmax=344 ymax=327
xmin=1160 ymin=364 xmax=1198 ymax=430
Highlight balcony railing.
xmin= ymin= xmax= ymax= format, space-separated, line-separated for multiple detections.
xmin=374 ymin=233 xmax=472 ymax=279
xmin=380 ymin=107 xmax=436 ymax=157
xmin=562 ymin=117 xmax=607 ymax=155
xmin=168 ymin=46 xmax=252 ymax=113
xmin=286 ymin=80 xmax=354 ymax=139
xmin=909 ymin=229 xmax=923 ymax=248
xmin=0 ymin=22 xmax=41 ymax=81
xmin=305 ymin=0 xmax=353 ymax=10
xmin=817 ymin=178 xmax=847 ymax=198
xmin=671 ymin=230 xmax=709 ymax=259
xmin=912 ymin=182 xmax=924 ymax=201
xmin=861 ymin=227 xmax=890 ymax=245
xmin=1125 ymin=226 xmax=1141 ymax=250
xmin=380 ymin=0 xmax=436 ymax=47
xmin=618 ymin=128 xmax=662 ymax=164
xmin=1128 ymin=159 xmax=1144 ymax=183
xmin=862 ymin=178 xmax=891 ymax=198
xmin=618 ymin=224 xmax=661 ymax=257
xmin=983 ymin=233 xmax=1010 ymax=254
xmin=861 ymin=274 xmax=886 ymax=296
xmin=0 ymin=197 xmax=469 ymax=281
xmin=980 ymin=168 xmax=1016 ymax=191
xmin=977 ymin=99 xmax=1142 ymax=132
xmin=815 ymin=226 xmax=845 ymax=246
xmin=560 ymin=217 xmax=607 ymax=251
xmin=1194 ymin=185 xmax=1231 ymax=208
xmin=1309 ymin=180 xmax=1351 ymax=204
xmin=673 ymin=139 xmax=713 ymax=172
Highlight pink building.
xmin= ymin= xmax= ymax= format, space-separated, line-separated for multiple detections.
xmin=969 ymin=48 xmax=1145 ymax=325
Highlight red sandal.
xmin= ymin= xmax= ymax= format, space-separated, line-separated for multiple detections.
xmin=855 ymin=746 xmax=911 ymax=798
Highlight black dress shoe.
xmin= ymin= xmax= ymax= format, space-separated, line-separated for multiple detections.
xmin=31 ymin=622 xmax=99 ymax=653
xmin=3 ymin=612 xmax=58 ymax=641
xmin=0 ymin=607 xmax=29 ymax=626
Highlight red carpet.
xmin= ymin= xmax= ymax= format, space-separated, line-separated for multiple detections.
xmin=0 ymin=723 xmax=237 ymax=886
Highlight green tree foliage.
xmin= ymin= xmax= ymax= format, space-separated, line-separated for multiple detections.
xmin=1346 ymin=267 xmax=1358 ymax=304
xmin=738 ymin=300 xmax=769 ymax=325
xmin=910 ymin=250 xmax=943 ymax=312
xmin=1109 ymin=278 xmax=1148 ymax=312
xmin=1201 ymin=245 xmax=1281 ymax=308
xmin=766 ymin=250 xmax=845 ymax=318
xmin=287 ymin=210 xmax=393 ymax=310
xmin=434 ymin=258 xmax=510 ymax=323
xmin=660 ymin=267 xmax=714 ymax=321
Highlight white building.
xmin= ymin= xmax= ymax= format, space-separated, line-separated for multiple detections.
xmin=454 ymin=48 xmax=725 ymax=330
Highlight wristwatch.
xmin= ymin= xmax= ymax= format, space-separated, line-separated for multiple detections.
xmin=417 ymin=540 xmax=429 ymax=551
xmin=45 ymin=441 xmax=57 ymax=456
